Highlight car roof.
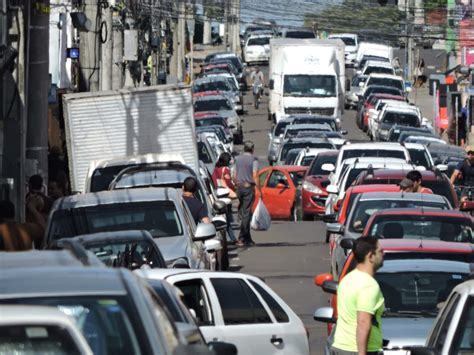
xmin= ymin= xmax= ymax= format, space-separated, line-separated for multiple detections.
xmin=90 ymin=153 xmax=185 ymax=170
xmin=0 ymin=267 xmax=130 ymax=298
xmin=71 ymin=230 xmax=154 ymax=244
xmin=285 ymin=123 xmax=332 ymax=130
xmin=380 ymin=258 xmax=472 ymax=274
xmin=367 ymin=73 xmax=403 ymax=80
xmin=358 ymin=191 xmax=447 ymax=202
xmin=0 ymin=250 xmax=104 ymax=269
xmin=346 ymin=184 xmax=401 ymax=194
xmin=271 ymin=165 xmax=308 ymax=172
xmin=0 ymin=305 xmax=85 ymax=325
xmin=54 ymin=187 xmax=180 ymax=210
xmin=194 ymin=111 xmax=222 ymax=119
xmin=370 ymin=208 xmax=472 ymax=219
xmin=194 ymin=77 xmax=227 ymax=84
xmin=364 ymin=60 xmax=394 ymax=68
xmin=136 ymin=269 xmax=261 ymax=281
xmin=379 ymin=239 xmax=474 ymax=253
xmin=341 ymin=142 xmax=405 ymax=151
xmin=193 ymin=91 xmax=226 ymax=98
xmin=361 ymin=169 xmax=443 ymax=181
xmin=247 ymin=34 xmax=273 ymax=39
xmin=404 ymin=142 xmax=428 ymax=150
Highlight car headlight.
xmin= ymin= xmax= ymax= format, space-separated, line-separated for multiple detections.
xmin=303 ymin=181 xmax=323 ymax=194
xmin=167 ymin=257 xmax=189 ymax=268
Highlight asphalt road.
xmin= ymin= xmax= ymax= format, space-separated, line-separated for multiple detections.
xmin=229 ymin=66 xmax=367 ymax=355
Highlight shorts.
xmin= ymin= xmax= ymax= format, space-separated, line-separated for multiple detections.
xmin=330 ymin=347 xmax=382 ymax=355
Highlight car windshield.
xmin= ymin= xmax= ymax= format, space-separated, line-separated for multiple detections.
xmin=212 ymin=56 xmax=242 ymax=70
xmin=365 ymin=87 xmax=402 ymax=100
xmin=407 ymin=148 xmax=431 ymax=168
xmin=280 ymin=142 xmax=334 ymax=161
xmin=342 ymin=149 xmax=406 ymax=161
xmin=344 ymin=168 xmax=373 ymax=191
xmin=248 ymin=37 xmax=270 ymax=46
xmin=383 ymin=112 xmax=419 ymax=126
xmin=86 ymin=240 xmax=165 ymax=268
xmin=283 ymin=75 xmax=336 ymax=97
xmin=292 ymin=118 xmax=337 ymax=131
xmin=3 ymin=296 xmax=145 ymax=355
xmin=368 ymin=78 xmax=404 ymax=91
xmin=349 ymin=199 xmax=448 ymax=233
xmin=309 ymin=154 xmax=337 ymax=175
xmin=334 ymin=37 xmax=356 ymax=46
xmin=301 ymin=155 xmax=316 ymax=166
xmin=0 ymin=324 xmax=82 ymax=354
xmin=194 ymin=81 xmax=230 ymax=92
xmin=90 ymin=165 xmax=134 ymax=192
xmin=365 ymin=67 xmax=394 ymax=75
xmin=284 ymin=149 xmax=303 ymax=165
xmin=274 ymin=121 xmax=290 ymax=136
xmin=48 ymin=201 xmax=184 ymax=240
xmin=285 ymin=127 xmax=331 ymax=139
xmin=195 ymin=117 xmax=226 ymax=128
xmin=377 ymin=271 xmax=468 ymax=316
xmin=389 ymin=128 xmax=429 ymax=141
xmin=198 ymin=141 xmax=214 ymax=164
xmin=367 ymin=215 xmax=473 ymax=242
xmin=194 ymin=99 xmax=232 ymax=112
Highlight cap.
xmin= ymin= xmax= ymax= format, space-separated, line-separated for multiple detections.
xmin=399 ymin=178 xmax=414 ymax=189
xmin=465 ymin=145 xmax=474 ymax=154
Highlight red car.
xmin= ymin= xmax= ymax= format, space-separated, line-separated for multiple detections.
xmin=353 ymin=169 xmax=459 ymax=208
xmin=357 ymin=93 xmax=405 ymax=131
xmin=361 ymin=208 xmax=474 ymax=243
xmin=326 ymin=184 xmax=400 ymax=246
xmin=315 ymin=239 xmax=474 ymax=335
xmin=298 ymin=151 xmax=338 ymax=220
xmin=254 ymin=166 xmax=307 ymax=220
xmin=192 ymin=90 xmax=224 ymax=99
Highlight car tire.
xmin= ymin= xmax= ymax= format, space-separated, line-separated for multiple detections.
xmin=234 ymin=128 xmax=244 ymax=144
xmin=217 ymin=231 xmax=229 ymax=271
xmin=268 ymin=112 xmax=272 ymax=121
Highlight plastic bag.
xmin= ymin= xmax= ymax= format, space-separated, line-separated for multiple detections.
xmin=251 ymin=198 xmax=271 ymax=231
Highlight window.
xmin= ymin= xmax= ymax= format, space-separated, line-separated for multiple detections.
xmin=450 ymin=296 xmax=474 ymax=353
xmin=198 ymin=141 xmax=213 ymax=164
xmin=249 ymin=280 xmax=289 ymax=323
xmin=174 ymin=279 xmax=213 ymax=326
xmin=211 ymin=278 xmax=272 ymax=325
xmin=0 ymin=325 xmax=81 ymax=354
xmin=267 ymin=171 xmax=288 ymax=188
xmin=430 ymin=293 xmax=460 ymax=352
xmin=283 ymin=75 xmax=336 ymax=97
xmin=259 ymin=170 xmax=270 ymax=187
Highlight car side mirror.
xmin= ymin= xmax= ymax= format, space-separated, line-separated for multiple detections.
xmin=216 ymin=187 xmax=230 ymax=199
xmin=204 ymin=239 xmax=222 ymax=253
xmin=322 ymin=280 xmax=338 ymax=294
xmin=326 ymin=184 xmax=339 ymax=194
xmin=194 ymin=223 xmax=217 ymax=241
xmin=229 ymin=124 xmax=236 ymax=129
xmin=435 ymin=164 xmax=448 ymax=172
xmin=340 ymin=238 xmax=355 ymax=250
xmin=269 ymin=79 xmax=274 ymax=90
xmin=340 ymin=130 xmax=348 ymax=135
xmin=321 ymin=163 xmax=335 ymax=173
xmin=358 ymin=82 xmax=364 ymax=88
xmin=314 ymin=273 xmax=334 ymax=287
xmin=213 ymin=200 xmax=227 ymax=215
xmin=327 ymin=223 xmax=344 ymax=235
xmin=212 ymin=215 xmax=227 ymax=231
xmin=313 ymin=307 xmax=336 ymax=323
xmin=207 ymin=342 xmax=238 ymax=355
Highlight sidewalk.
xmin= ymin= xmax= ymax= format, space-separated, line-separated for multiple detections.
xmin=409 ymin=86 xmax=434 ymax=126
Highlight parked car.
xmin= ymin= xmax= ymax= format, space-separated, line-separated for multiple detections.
xmin=411 ymin=279 xmax=474 ymax=355
xmin=0 ymin=305 xmax=93 ymax=355
xmin=136 ymin=269 xmax=311 ymax=355
xmin=57 ymin=230 xmax=168 ymax=270
xmin=327 ymin=191 xmax=452 ymax=277
xmin=254 ymin=165 xmax=307 ymax=220
xmin=44 ymin=188 xmax=220 ymax=270
xmin=345 ymin=75 xmax=367 ymax=109
xmin=296 ymin=150 xmax=339 ymax=220
xmin=0 ymin=258 xmax=215 ymax=355
xmin=313 ymin=239 xmax=473 ymax=354
xmin=267 ymin=118 xmax=294 ymax=164
xmin=243 ymin=34 xmax=272 ymax=64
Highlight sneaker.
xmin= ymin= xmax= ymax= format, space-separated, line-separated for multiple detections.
xmin=235 ymin=241 xmax=246 ymax=247
xmin=245 ymin=241 xmax=256 ymax=247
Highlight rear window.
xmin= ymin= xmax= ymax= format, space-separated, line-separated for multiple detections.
xmin=341 ymin=149 xmax=406 ymax=161
xmin=280 ymin=142 xmax=334 ymax=161
xmin=194 ymin=99 xmax=232 ymax=112
xmin=365 ymin=67 xmax=394 ymax=75
xmin=248 ymin=37 xmax=270 ymax=46
xmin=408 ymin=148 xmax=432 ymax=169
xmin=274 ymin=121 xmax=290 ymax=136
xmin=382 ymin=112 xmax=419 ymax=126
xmin=368 ymin=77 xmax=404 ymax=91
xmin=309 ymin=154 xmax=337 ymax=176
xmin=193 ymin=81 xmax=230 ymax=93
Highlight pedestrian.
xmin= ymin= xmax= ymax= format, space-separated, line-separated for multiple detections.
xmin=331 ymin=236 xmax=385 ymax=355
xmin=233 ymin=141 xmax=260 ymax=247
xmin=25 ymin=174 xmax=52 ymax=230
xmin=399 ymin=178 xmax=415 ymax=193
xmin=212 ymin=152 xmax=237 ymax=243
xmin=413 ymin=58 xmax=425 ymax=88
xmin=48 ymin=177 xmax=66 ymax=201
xmin=406 ymin=170 xmax=433 ymax=193
xmin=0 ymin=200 xmax=44 ymax=251
xmin=182 ymin=176 xmax=210 ymax=225
xmin=450 ymin=145 xmax=474 ymax=200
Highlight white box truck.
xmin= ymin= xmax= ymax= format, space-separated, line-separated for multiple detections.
xmin=62 ymin=84 xmax=198 ymax=193
xmin=268 ymin=38 xmax=345 ymax=124
xmin=356 ymin=42 xmax=394 ymax=67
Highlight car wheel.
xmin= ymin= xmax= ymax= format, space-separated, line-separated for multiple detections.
xmin=268 ymin=112 xmax=272 ymax=121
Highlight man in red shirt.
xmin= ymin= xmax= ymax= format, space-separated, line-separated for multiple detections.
xmin=406 ymin=170 xmax=433 ymax=194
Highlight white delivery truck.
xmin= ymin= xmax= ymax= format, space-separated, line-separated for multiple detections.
xmin=356 ymin=42 xmax=394 ymax=67
xmin=62 ymin=84 xmax=198 ymax=193
xmin=268 ymin=38 xmax=345 ymax=124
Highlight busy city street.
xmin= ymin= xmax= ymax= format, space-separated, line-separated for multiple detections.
xmin=4 ymin=1 xmax=474 ymax=355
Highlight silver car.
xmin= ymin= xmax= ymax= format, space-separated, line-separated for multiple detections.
xmin=267 ymin=118 xmax=294 ymax=164
xmin=44 ymin=188 xmax=219 ymax=270
xmin=315 ymin=257 xmax=471 ymax=354
xmin=327 ymin=192 xmax=452 ymax=278
xmin=344 ymin=75 xmax=367 ymax=109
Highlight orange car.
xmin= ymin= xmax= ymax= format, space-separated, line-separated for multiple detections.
xmin=253 ymin=166 xmax=307 ymax=220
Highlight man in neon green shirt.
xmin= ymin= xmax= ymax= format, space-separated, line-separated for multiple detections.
xmin=332 ymin=236 xmax=385 ymax=355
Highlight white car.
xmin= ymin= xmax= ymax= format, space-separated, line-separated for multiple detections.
xmin=328 ymin=33 xmax=358 ymax=66
xmin=294 ymin=148 xmax=332 ymax=167
xmin=373 ymin=105 xmax=424 ymax=141
xmin=136 ymin=269 xmax=310 ymax=355
xmin=325 ymin=157 xmax=417 ymax=216
xmin=367 ymin=99 xmax=410 ymax=140
xmin=412 ymin=279 xmax=474 ymax=355
xmin=0 ymin=305 xmax=93 ymax=355
xmin=244 ymin=34 xmax=272 ymax=64
xmin=361 ymin=73 xmax=406 ymax=97
xmin=359 ymin=60 xmax=395 ymax=76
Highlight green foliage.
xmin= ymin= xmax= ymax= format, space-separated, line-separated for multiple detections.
xmin=304 ymin=2 xmax=404 ymax=42
xmin=203 ymin=0 xmax=224 ymax=20
xmin=423 ymin=0 xmax=448 ymax=11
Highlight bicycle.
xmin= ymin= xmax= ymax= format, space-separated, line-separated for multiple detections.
xmin=454 ymin=185 xmax=474 ymax=215
xmin=253 ymin=83 xmax=263 ymax=109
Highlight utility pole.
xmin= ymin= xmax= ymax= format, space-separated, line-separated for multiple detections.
xmin=177 ymin=0 xmax=186 ymax=82
xmin=26 ymin=0 xmax=50 ymax=185
xmin=100 ymin=4 xmax=112 ymax=90
xmin=405 ymin=0 xmax=414 ymax=84
xmin=223 ymin=0 xmax=228 ymax=50
xmin=111 ymin=9 xmax=123 ymax=89
xmin=79 ymin=1 xmax=99 ymax=92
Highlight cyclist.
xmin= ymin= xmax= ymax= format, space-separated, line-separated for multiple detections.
xmin=250 ymin=66 xmax=265 ymax=106
xmin=450 ymin=145 xmax=474 ymax=200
